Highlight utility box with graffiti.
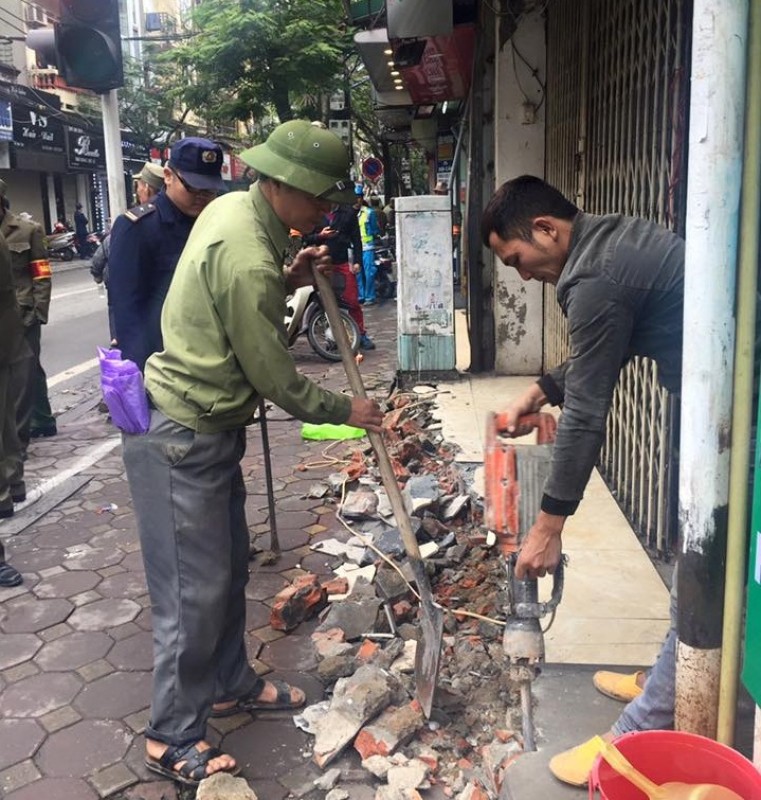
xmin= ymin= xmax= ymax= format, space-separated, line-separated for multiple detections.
xmin=395 ymin=195 xmax=455 ymax=374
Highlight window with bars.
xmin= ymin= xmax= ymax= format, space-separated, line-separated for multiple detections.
xmin=0 ymin=40 xmax=12 ymax=66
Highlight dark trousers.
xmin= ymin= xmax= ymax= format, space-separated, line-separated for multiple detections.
xmin=0 ymin=360 xmax=24 ymax=512
xmin=17 ymin=323 xmax=56 ymax=450
xmin=122 ymin=411 xmax=261 ymax=746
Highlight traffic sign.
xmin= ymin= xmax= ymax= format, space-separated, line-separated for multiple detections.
xmin=361 ymin=156 xmax=384 ymax=183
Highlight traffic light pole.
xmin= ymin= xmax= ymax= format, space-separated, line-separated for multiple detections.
xmin=101 ymin=89 xmax=126 ymax=222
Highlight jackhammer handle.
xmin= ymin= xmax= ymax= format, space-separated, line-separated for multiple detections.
xmin=491 ymin=411 xmax=557 ymax=444
xmin=311 ymin=266 xmax=424 ymax=563
xmin=510 ymin=554 xmax=567 ymax=616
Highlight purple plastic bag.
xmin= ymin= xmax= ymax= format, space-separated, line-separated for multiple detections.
xmin=98 ymin=347 xmax=150 ymax=434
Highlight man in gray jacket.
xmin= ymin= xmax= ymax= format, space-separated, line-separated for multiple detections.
xmin=482 ymin=175 xmax=684 ymax=786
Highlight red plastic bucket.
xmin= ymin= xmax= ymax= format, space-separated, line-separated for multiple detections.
xmin=589 ymin=730 xmax=761 ymax=799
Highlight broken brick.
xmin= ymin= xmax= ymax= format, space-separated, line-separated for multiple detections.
xmin=457 ymin=782 xmax=490 ymax=800
xmin=353 ymin=701 xmax=425 ymax=760
xmin=357 ymin=639 xmax=380 ymax=662
xmin=321 ymin=577 xmax=350 ymax=596
xmin=392 ymin=600 xmax=413 ymax=622
xmin=270 ymin=574 xmax=327 ymax=631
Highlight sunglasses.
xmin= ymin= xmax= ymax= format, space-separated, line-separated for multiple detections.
xmin=170 ymin=168 xmax=216 ymax=197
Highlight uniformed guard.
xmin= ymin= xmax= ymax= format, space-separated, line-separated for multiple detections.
xmin=0 ymin=216 xmax=27 ymax=541
xmin=108 ymin=137 xmax=225 ymax=371
xmin=134 ymin=161 xmax=165 ymax=205
xmin=0 ymin=180 xmax=56 ymax=447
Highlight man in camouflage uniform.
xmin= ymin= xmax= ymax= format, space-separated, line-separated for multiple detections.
xmin=0 ymin=211 xmax=26 ymax=586
xmin=0 ymin=180 xmax=56 ymax=446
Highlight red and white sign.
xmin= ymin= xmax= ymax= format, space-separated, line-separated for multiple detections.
xmin=361 ymin=156 xmax=384 ymax=182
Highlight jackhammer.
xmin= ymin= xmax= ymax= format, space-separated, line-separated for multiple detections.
xmin=484 ymin=412 xmax=566 ymax=751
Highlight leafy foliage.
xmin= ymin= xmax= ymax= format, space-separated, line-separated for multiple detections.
xmin=164 ymin=0 xmax=353 ymax=133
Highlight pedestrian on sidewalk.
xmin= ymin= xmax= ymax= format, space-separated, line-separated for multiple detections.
xmin=304 ymin=200 xmax=376 ymax=351
xmin=134 ymin=162 xmax=165 ymax=206
xmin=0 ymin=223 xmax=26 ymax=586
xmin=357 ymin=192 xmax=381 ymax=305
xmin=482 ymin=175 xmax=684 ymax=787
xmin=74 ymin=203 xmax=90 ymax=258
xmin=121 ymin=119 xmax=384 ymax=788
xmin=0 ymin=180 xmax=56 ymax=445
xmin=109 ymin=138 xmax=225 ymax=371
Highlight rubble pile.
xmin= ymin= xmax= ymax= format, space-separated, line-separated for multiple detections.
xmin=277 ymin=389 xmax=527 ymax=799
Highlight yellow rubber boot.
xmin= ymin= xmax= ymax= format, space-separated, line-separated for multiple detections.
xmin=549 ymin=736 xmax=605 ymax=786
xmin=593 ymin=670 xmax=645 ymax=702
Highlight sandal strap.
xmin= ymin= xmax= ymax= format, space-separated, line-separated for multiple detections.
xmin=159 ymin=742 xmax=224 ymax=782
xmin=270 ymin=679 xmax=293 ymax=706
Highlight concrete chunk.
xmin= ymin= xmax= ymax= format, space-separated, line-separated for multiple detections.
xmin=312 ymin=665 xmax=396 ymax=767
xmin=353 ymin=701 xmax=425 ymax=759
xmin=196 ymin=772 xmax=258 ymax=799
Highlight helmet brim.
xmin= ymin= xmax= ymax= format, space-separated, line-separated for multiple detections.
xmin=241 ymin=142 xmax=356 ymax=206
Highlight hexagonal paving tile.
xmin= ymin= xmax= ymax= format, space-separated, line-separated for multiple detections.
xmin=68 ymin=598 xmax=141 ymax=631
xmin=1 ymin=672 xmax=82 ymax=718
xmin=33 ymin=571 xmax=101 ymax=599
xmin=0 ymin=634 xmax=42 ymax=671
xmin=35 ymin=631 xmax=113 ymax=672
xmin=5 ymin=777 xmax=99 ymax=800
xmin=0 ymin=719 xmax=45 ymax=770
xmin=259 ymin=635 xmax=318 ymax=672
xmin=265 ymin=527 xmax=310 ymax=552
xmin=63 ymin=547 xmax=124 ymax=571
xmin=245 ymin=601 xmax=271 ymax=630
xmin=245 ymin=573 xmax=288 ymax=602
xmin=7 ymin=549 xmax=69 ymax=573
xmin=35 ymin=719 xmax=131 ymax=777
xmin=107 ymin=631 xmax=153 ymax=671
xmin=74 ymin=671 xmax=151 ymax=718
xmin=0 ymin=597 xmax=73 ymax=634
xmin=222 ymin=716 xmax=312 ymax=779
xmin=97 ymin=571 xmax=148 ymax=599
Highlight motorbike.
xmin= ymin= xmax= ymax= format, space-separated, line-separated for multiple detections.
xmin=375 ymin=234 xmax=397 ymax=300
xmin=285 ymin=285 xmax=360 ymax=362
xmin=46 ymin=230 xmax=77 ymax=261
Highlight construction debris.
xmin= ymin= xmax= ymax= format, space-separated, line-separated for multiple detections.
xmin=271 ymin=389 xmax=528 ymax=798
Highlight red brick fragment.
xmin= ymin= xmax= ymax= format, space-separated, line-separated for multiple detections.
xmin=494 ymin=729 xmax=514 ymax=743
xmin=270 ymin=574 xmax=327 ymax=631
xmin=353 ymin=701 xmax=425 ymax=759
xmin=392 ymin=600 xmax=413 ymax=622
xmin=321 ymin=577 xmax=350 ymax=596
xmin=357 ymin=639 xmax=380 ymax=662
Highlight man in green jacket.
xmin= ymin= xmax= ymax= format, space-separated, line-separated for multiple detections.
xmin=0 ymin=225 xmax=26 ymax=586
xmin=0 ymin=181 xmax=56 ymax=444
xmin=122 ymin=120 xmax=383 ymax=788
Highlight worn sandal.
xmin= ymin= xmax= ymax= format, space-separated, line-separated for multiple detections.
xmin=144 ymin=741 xmax=240 ymax=787
xmin=211 ymin=679 xmax=306 ymax=718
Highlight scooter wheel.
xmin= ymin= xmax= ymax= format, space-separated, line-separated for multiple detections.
xmin=307 ymin=309 xmax=360 ymax=362
xmin=62 ymin=248 xmax=74 ymax=262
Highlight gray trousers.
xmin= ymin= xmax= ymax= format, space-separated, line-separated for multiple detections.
xmin=122 ymin=411 xmax=262 ymax=746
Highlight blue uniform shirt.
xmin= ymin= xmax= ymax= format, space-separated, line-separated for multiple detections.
xmin=108 ymin=190 xmax=195 ymax=371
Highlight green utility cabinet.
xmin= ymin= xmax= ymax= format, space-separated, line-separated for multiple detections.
xmin=742 ymin=406 xmax=761 ymax=703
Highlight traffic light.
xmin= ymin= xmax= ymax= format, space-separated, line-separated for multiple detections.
xmin=58 ymin=0 xmax=123 ymax=92
xmin=26 ymin=0 xmax=123 ymax=93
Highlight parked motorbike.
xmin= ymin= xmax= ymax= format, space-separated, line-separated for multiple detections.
xmin=285 ymin=285 xmax=360 ymax=362
xmin=375 ymin=234 xmax=397 ymax=300
xmin=46 ymin=230 xmax=77 ymax=262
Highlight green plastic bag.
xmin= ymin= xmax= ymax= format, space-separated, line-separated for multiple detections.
xmin=301 ymin=422 xmax=367 ymax=441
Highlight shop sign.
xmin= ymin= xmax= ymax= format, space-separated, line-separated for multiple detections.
xmin=66 ymin=126 xmax=106 ymax=170
xmin=12 ymin=106 xmax=65 ymax=154
xmin=0 ymin=100 xmax=11 ymax=142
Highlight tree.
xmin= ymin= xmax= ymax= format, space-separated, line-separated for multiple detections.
xmin=165 ymin=0 xmax=352 ymax=133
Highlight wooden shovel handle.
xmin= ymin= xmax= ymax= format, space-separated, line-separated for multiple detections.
xmin=312 ymin=267 xmax=423 ymax=562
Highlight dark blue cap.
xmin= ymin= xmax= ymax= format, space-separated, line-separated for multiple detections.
xmin=168 ymin=137 xmax=225 ymax=192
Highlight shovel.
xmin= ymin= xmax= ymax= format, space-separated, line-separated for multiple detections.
xmin=311 ymin=266 xmax=444 ymax=717
xmin=595 ymin=737 xmax=743 ymax=800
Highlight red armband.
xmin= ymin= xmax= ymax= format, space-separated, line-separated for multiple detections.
xmin=30 ymin=259 xmax=52 ymax=280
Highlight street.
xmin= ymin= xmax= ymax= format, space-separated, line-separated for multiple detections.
xmin=43 ymin=260 xmax=109 ymax=392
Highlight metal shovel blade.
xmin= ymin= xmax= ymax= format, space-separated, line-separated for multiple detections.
xmin=410 ymin=558 xmax=445 ymax=718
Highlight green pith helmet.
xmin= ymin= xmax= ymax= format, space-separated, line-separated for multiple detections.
xmin=241 ymin=120 xmax=355 ymax=205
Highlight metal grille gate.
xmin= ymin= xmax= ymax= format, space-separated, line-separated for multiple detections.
xmin=544 ymin=0 xmax=690 ymax=553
